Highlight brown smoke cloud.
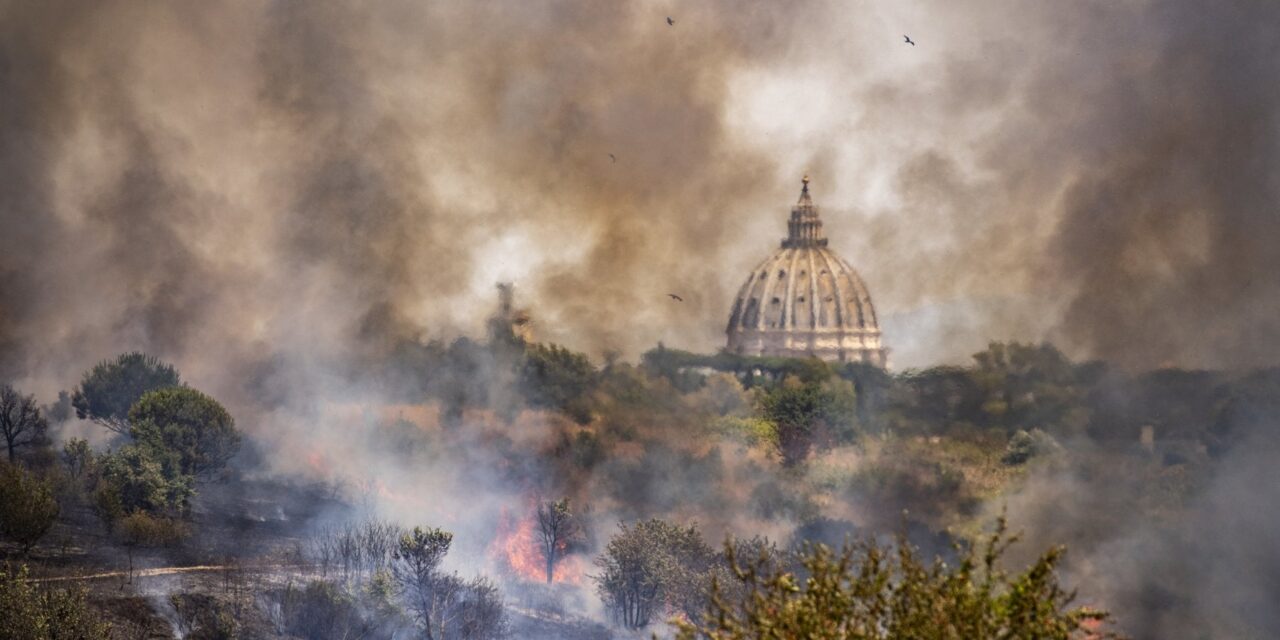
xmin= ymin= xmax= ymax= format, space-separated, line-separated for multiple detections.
xmin=2 ymin=0 xmax=1279 ymax=398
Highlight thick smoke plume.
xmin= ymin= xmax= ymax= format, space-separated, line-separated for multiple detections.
xmin=2 ymin=0 xmax=1279 ymax=384
xmin=3 ymin=1 xmax=1280 ymax=638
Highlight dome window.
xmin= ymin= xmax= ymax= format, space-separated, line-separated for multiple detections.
xmin=798 ymin=296 xmax=806 ymax=303
xmin=799 ymin=270 xmax=806 ymax=277
xmin=771 ymin=297 xmax=781 ymax=305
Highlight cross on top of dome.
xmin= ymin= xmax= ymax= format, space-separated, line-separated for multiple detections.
xmin=782 ymin=175 xmax=826 ymax=248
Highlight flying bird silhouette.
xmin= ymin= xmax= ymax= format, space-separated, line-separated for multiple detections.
xmin=667 ymin=16 xmax=675 ymax=26
xmin=904 ymin=35 xmax=915 ymax=46
xmin=609 ymin=153 xmax=616 ymax=163
xmin=667 ymin=293 xmax=684 ymax=302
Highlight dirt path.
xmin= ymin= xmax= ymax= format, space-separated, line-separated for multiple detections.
xmin=28 ymin=564 xmax=309 ymax=584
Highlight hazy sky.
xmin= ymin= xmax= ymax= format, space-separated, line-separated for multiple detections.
xmin=2 ymin=0 xmax=1278 ymax=398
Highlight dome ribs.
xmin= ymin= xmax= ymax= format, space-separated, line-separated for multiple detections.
xmin=815 ymin=247 xmax=845 ymax=329
xmin=725 ymin=177 xmax=887 ymax=367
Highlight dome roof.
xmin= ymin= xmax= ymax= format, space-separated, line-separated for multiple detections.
xmin=726 ymin=177 xmax=887 ymax=366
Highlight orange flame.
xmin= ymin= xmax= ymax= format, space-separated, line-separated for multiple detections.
xmin=487 ymin=506 xmax=584 ymax=585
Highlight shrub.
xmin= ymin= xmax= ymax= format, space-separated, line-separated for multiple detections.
xmin=95 ymin=445 xmax=192 ymax=517
xmin=0 ymin=563 xmax=111 ymax=639
xmin=676 ymin=518 xmax=1116 ymax=639
xmin=118 ymin=511 xmax=189 ymax=580
xmin=711 ymin=416 xmax=778 ymax=450
xmin=1002 ymin=428 xmax=1063 ymax=465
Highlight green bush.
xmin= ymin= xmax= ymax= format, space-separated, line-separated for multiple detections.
xmin=711 ymin=416 xmax=778 ymax=450
xmin=0 ymin=564 xmax=111 ymax=639
xmin=676 ymin=518 xmax=1115 ymax=639
xmin=95 ymin=445 xmax=192 ymax=517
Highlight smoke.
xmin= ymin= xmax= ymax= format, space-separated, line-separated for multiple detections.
xmin=3 ymin=0 xmax=1280 ymax=636
xmin=2 ymin=0 xmax=1279 ymax=387
xmin=989 ymin=411 xmax=1280 ymax=638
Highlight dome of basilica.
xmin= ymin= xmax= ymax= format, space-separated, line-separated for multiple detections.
xmin=725 ymin=177 xmax=887 ymax=366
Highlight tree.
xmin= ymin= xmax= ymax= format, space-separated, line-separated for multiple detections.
xmin=521 ymin=343 xmax=597 ymax=424
xmin=129 ymin=387 xmax=240 ymax=479
xmin=534 ymin=497 xmax=585 ymax=584
xmin=0 ymin=464 xmax=60 ymax=555
xmin=387 ymin=526 xmax=506 ymax=639
xmin=0 ymin=564 xmax=112 ymax=639
xmin=117 ymin=511 xmax=188 ymax=582
xmin=0 ymin=385 xmax=48 ymax=463
xmin=71 ymin=352 xmax=181 ymax=435
xmin=593 ymin=519 xmax=716 ymax=629
xmin=60 ymin=439 xmax=93 ymax=481
xmin=759 ymin=376 xmax=855 ymax=466
xmin=392 ymin=526 xmax=453 ymax=639
xmin=675 ymin=518 xmax=1116 ymax=640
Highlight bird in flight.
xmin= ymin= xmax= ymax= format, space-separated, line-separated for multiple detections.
xmin=609 ymin=153 xmax=616 ymax=163
xmin=667 ymin=293 xmax=684 ymax=302
xmin=667 ymin=16 xmax=675 ymax=26
xmin=904 ymin=35 xmax=915 ymax=46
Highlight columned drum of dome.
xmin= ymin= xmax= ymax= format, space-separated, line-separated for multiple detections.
xmin=726 ymin=177 xmax=888 ymax=367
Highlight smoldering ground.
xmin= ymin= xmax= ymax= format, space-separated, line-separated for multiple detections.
xmin=3 ymin=0 xmax=1280 ymax=637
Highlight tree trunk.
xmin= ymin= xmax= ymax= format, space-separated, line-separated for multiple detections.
xmin=545 ymin=548 xmax=555 ymax=584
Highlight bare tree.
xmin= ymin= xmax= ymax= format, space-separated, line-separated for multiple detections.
xmin=356 ymin=518 xmax=403 ymax=576
xmin=534 ymin=497 xmax=584 ymax=584
xmin=0 ymin=384 xmax=48 ymax=463
xmin=308 ymin=526 xmax=338 ymax=578
xmin=335 ymin=525 xmax=361 ymax=582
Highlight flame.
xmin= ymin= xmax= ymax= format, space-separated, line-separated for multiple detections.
xmin=487 ymin=506 xmax=584 ymax=585
xmin=305 ymin=449 xmax=329 ymax=475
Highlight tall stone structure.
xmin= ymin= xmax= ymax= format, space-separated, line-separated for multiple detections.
xmin=725 ymin=177 xmax=888 ymax=366
xmin=489 ymin=282 xmax=533 ymax=344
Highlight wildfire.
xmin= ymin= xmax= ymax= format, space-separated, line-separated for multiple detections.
xmin=487 ymin=506 xmax=584 ymax=585
xmin=304 ymin=448 xmax=331 ymax=476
